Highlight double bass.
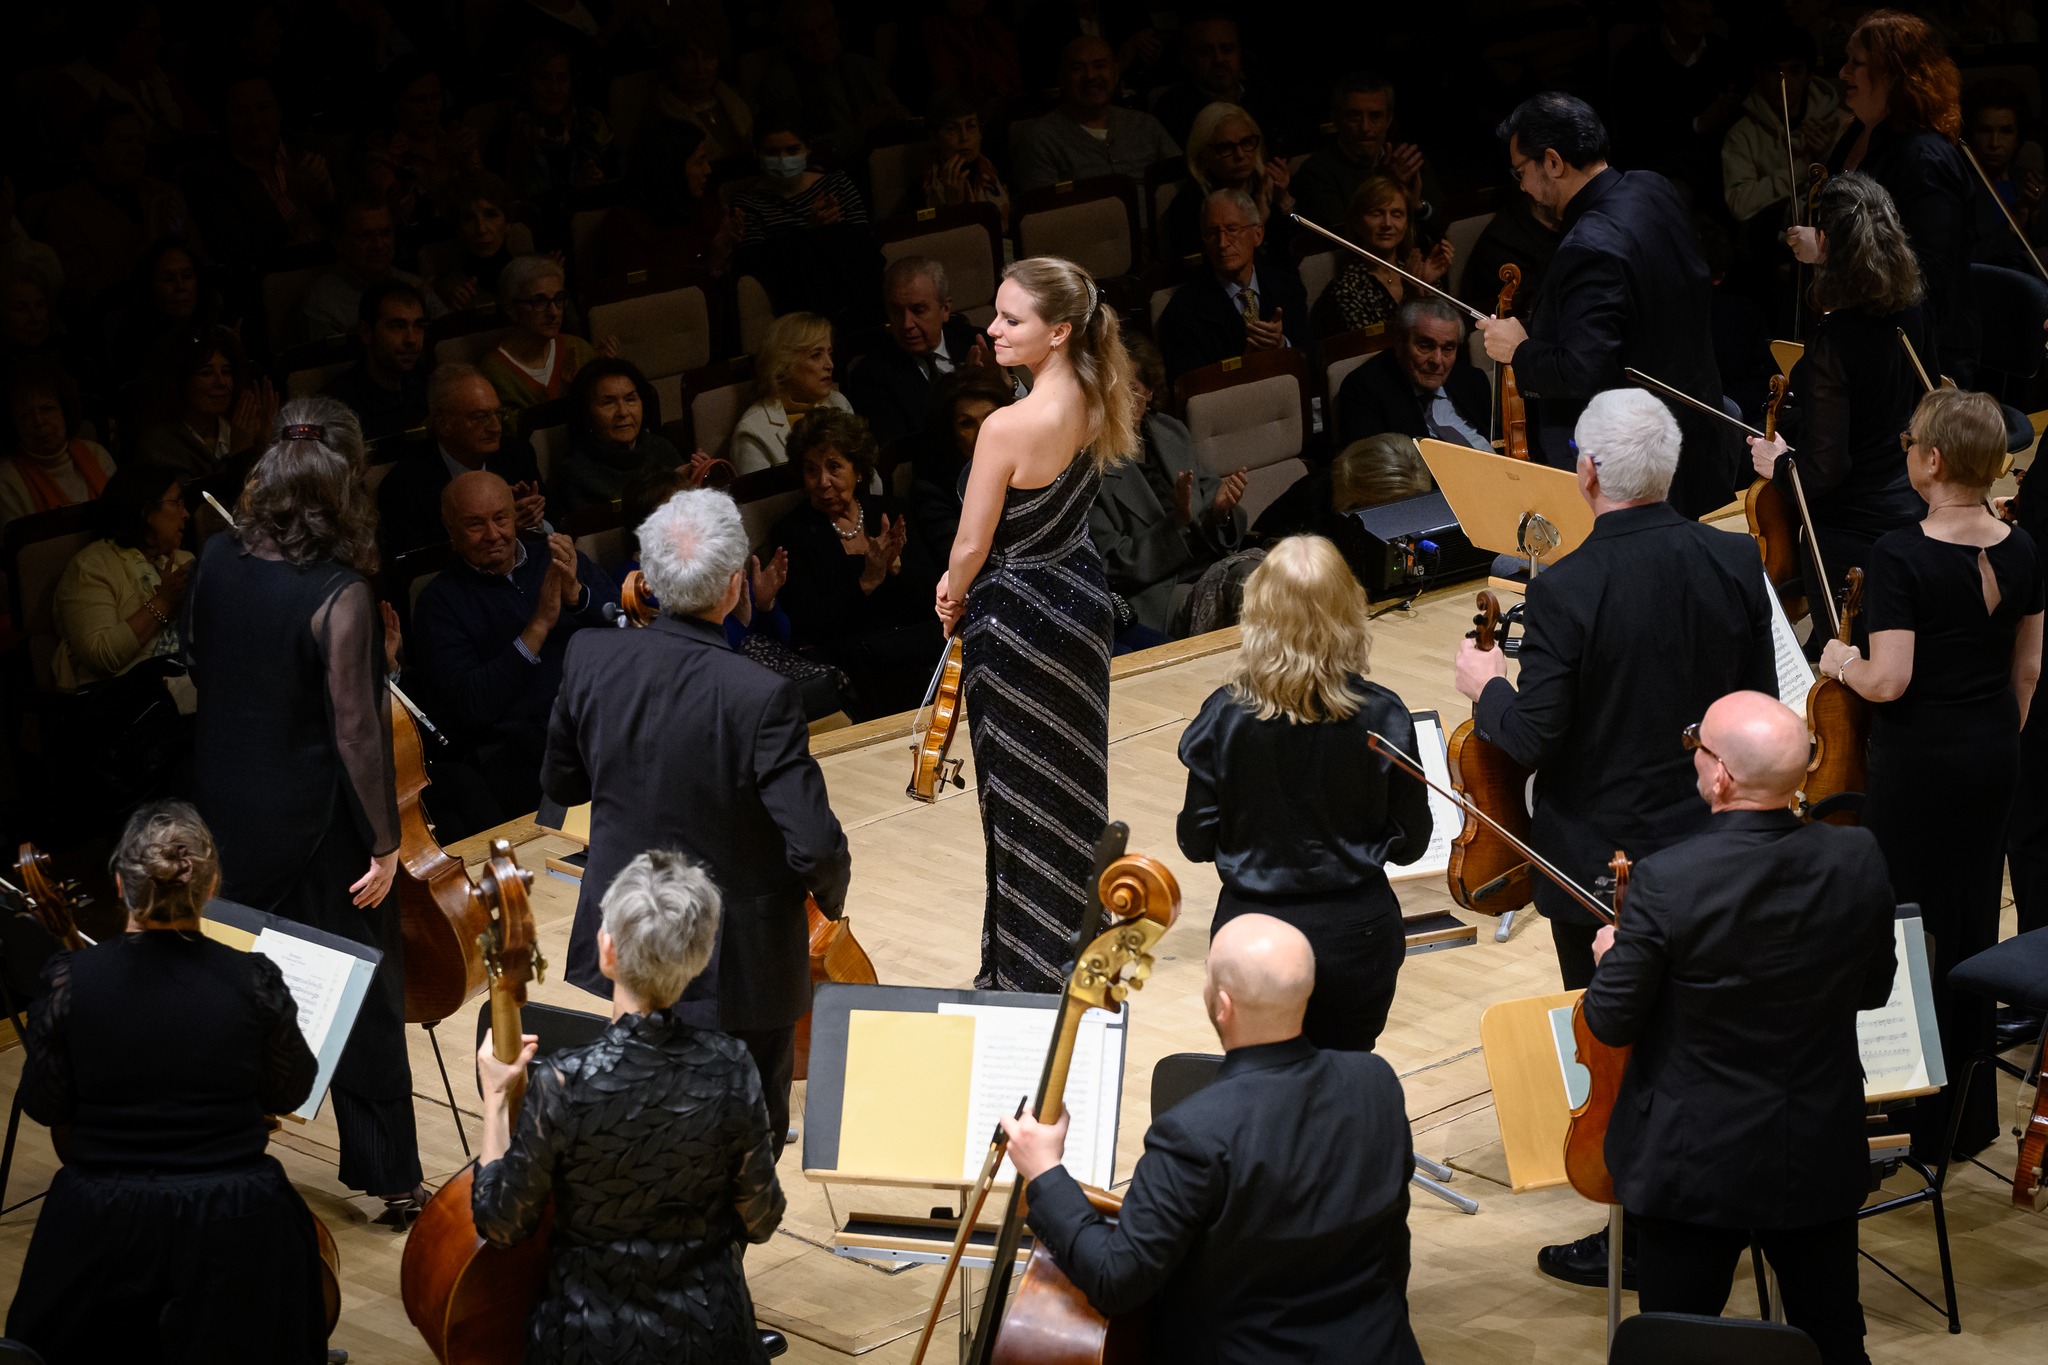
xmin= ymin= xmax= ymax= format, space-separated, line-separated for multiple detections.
xmin=1445 ymin=593 xmax=1535 ymax=914
xmin=401 ymin=840 xmax=551 ymax=1362
xmin=1495 ymin=265 xmax=1530 ymax=461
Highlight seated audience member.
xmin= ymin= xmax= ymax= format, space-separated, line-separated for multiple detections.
xmin=1018 ymin=0 xmax=1171 ymax=95
xmin=1608 ymin=0 xmax=1745 ymax=206
xmin=182 ymin=72 xmax=333 ymax=274
xmin=1456 ymin=189 xmax=1562 ymax=318
xmin=1722 ymin=27 xmax=1848 ymax=232
xmin=50 ymin=461 xmax=192 ymax=690
xmin=0 ymin=270 xmax=102 ymax=412
xmin=1 ymin=360 xmax=116 ymax=532
xmin=377 ymin=363 xmax=545 ymax=560
xmin=36 ymin=100 xmax=197 ymax=304
xmin=909 ymin=367 xmax=1012 ymax=553
xmin=1155 ymin=189 xmax=1310 ymax=383
xmin=363 ymin=58 xmax=482 ymax=227
xmin=131 ymin=326 xmax=277 ymax=479
xmin=1091 ymin=335 xmax=1246 ymax=642
xmin=753 ymin=0 xmax=907 ymax=166
xmin=552 ymin=357 xmax=695 ymax=517
xmin=1338 ymin=299 xmax=1491 ymax=447
xmin=413 ymin=470 xmax=616 ymax=820
xmin=499 ymin=39 xmax=617 ymax=207
xmin=294 ymin=196 xmax=440 ymax=346
xmin=731 ymin=121 xmax=879 ymax=330
xmin=925 ymin=1 xmax=1024 ymax=116
xmin=1011 ymin=36 xmax=1181 ymax=194
xmin=1966 ymin=81 xmax=2046 ymax=265
xmin=918 ymin=90 xmax=1011 ymax=229
xmin=1160 ymin=102 xmax=1294 ymax=261
xmin=479 ymin=255 xmax=617 ymax=420
xmin=846 ymin=257 xmax=990 ymax=444
xmin=1151 ymin=13 xmax=1296 ymax=149
xmin=430 ymin=172 xmax=520 ymax=313
xmin=323 ymin=279 xmax=430 ymax=443
xmin=733 ymin=312 xmax=855 ymax=474
xmin=1292 ymin=72 xmax=1444 ymax=232
xmin=109 ymin=240 xmax=230 ymax=379
xmin=47 ymin=8 xmax=199 ymax=154
xmin=650 ymin=21 xmax=754 ymax=165
xmin=769 ymin=409 xmax=945 ymax=717
xmin=1322 ymin=176 xmax=1453 ymax=336
xmin=1252 ymin=433 xmax=1433 ymax=542
xmin=592 ymin=120 xmax=743 ymax=282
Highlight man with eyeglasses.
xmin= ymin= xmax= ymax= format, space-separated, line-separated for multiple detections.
xmin=1474 ymin=93 xmax=1735 ymax=518
xmin=1451 ymin=387 xmax=1777 ymax=1291
xmin=377 ymin=362 xmax=545 ymax=564
xmin=1155 ymin=188 xmax=1309 ymax=384
xmin=1584 ymin=690 xmax=1895 ymax=1365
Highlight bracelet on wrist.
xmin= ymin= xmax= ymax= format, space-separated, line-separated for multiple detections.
xmin=143 ymin=599 xmax=171 ymax=629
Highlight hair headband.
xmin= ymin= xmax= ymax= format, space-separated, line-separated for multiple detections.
xmin=282 ymin=423 xmax=325 ymax=443
xmin=1082 ymin=277 xmax=1099 ymax=325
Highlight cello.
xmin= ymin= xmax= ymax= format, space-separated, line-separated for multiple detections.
xmin=1445 ymin=593 xmax=1535 ymax=915
xmin=1744 ymin=375 xmax=1805 ymax=619
xmin=1495 ymin=265 xmax=1530 ymax=461
xmin=907 ymin=827 xmax=1180 ymax=1365
xmin=907 ymin=636 xmax=966 ymax=802
xmin=401 ymin=840 xmax=552 ymax=1363
xmin=1800 ymin=568 xmax=1869 ymax=825
xmin=392 ymin=697 xmax=492 ymax=1024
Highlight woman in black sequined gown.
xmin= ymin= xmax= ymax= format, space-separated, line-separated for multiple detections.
xmin=472 ymin=850 xmax=785 ymax=1364
xmin=936 ymin=257 xmax=1143 ymax=993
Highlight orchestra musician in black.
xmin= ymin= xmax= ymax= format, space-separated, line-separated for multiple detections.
xmin=1585 ymin=691 xmax=1898 ymax=1365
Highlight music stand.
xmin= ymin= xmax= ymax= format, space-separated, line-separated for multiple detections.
xmin=1415 ymin=439 xmax=1595 ymax=582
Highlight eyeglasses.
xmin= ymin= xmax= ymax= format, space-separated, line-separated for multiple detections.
xmin=1200 ymin=223 xmax=1257 ymax=242
xmin=1898 ymin=430 xmax=1920 ymax=453
xmin=514 ymin=292 xmax=568 ymax=311
xmin=1509 ymin=156 xmax=1536 ymax=180
xmin=1213 ymin=134 xmax=1261 ymax=157
xmin=1681 ymin=721 xmax=1723 ymax=766
xmin=1568 ymin=437 xmax=1601 ymax=469
xmin=455 ymin=408 xmax=503 ymax=428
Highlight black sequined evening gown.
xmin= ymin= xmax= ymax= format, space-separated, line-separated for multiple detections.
xmin=961 ymin=455 xmax=1113 ymax=992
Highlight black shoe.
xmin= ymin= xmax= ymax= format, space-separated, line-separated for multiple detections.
xmin=1995 ymin=1007 xmax=2045 ymax=1052
xmin=759 ymin=1329 xmax=789 ymax=1358
xmin=374 ymin=1188 xmax=426 ymax=1230
xmin=1536 ymin=1224 xmax=1638 ymax=1290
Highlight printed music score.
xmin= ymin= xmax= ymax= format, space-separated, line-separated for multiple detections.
xmin=1765 ymin=568 xmax=1816 ymax=710
xmin=1391 ymin=712 xmax=1461 ymax=882
xmin=940 ymin=1003 xmax=1123 ymax=1188
xmin=1858 ymin=918 xmax=1945 ymax=1100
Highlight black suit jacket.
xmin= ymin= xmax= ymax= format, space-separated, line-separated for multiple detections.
xmin=1586 ymin=809 xmax=1897 ymax=1228
xmin=1336 ymin=349 xmax=1492 ymax=447
xmin=542 ymin=614 xmax=852 ymax=1029
xmin=375 ymin=436 xmax=544 ymax=563
xmin=1516 ymin=168 xmax=1734 ymax=516
xmin=843 ymin=316 xmax=984 ymax=444
xmin=1473 ymin=503 xmax=1777 ymax=927
xmin=1025 ymin=1037 xmax=1422 ymax=1365
xmin=1156 ymin=261 xmax=1312 ymax=384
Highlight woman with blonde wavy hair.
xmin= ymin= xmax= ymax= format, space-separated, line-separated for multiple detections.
xmin=1159 ymin=102 xmax=1294 ymax=259
xmin=1175 ymin=535 xmax=1433 ymax=1050
xmin=936 ymin=254 xmax=1139 ymax=992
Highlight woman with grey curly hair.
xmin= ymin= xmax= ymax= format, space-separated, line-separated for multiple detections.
xmin=471 ymin=848 xmax=787 ymax=1362
xmin=186 ymin=395 xmax=422 ymax=1213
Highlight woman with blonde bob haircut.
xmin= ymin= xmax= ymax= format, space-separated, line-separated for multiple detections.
xmin=1176 ymin=536 xmax=1434 ymax=1050
xmin=937 ymin=255 xmax=1139 ymax=993
xmin=732 ymin=311 xmax=854 ymax=474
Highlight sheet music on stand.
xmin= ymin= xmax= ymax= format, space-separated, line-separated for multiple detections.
xmin=1859 ymin=916 xmax=1946 ymax=1100
xmin=1390 ymin=711 xmax=1461 ymax=883
xmin=1764 ymin=567 xmax=1816 ymax=711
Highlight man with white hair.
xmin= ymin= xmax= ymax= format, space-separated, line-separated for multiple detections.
xmin=1451 ymin=387 xmax=1777 ymax=1288
xmin=542 ymin=488 xmax=851 ymax=1151
xmin=843 ymin=256 xmax=992 ymax=444
xmin=1154 ymin=188 xmax=1310 ymax=383
xmin=1586 ymin=691 xmax=1895 ymax=1365
xmin=1001 ymin=914 xmax=1423 ymax=1363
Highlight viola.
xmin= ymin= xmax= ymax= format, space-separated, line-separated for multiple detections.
xmin=1445 ymin=593 xmax=1535 ymax=915
xmin=392 ymin=697 xmax=493 ymax=1025
xmin=1562 ymin=852 xmax=1631 ymax=1205
xmin=619 ymin=569 xmax=657 ymax=627
xmin=1745 ymin=374 xmax=1805 ymax=619
xmin=2015 ymin=1071 xmax=2048 ymax=1212
xmin=1800 ymin=568 xmax=1869 ymax=825
xmin=11 ymin=844 xmax=89 ymax=951
xmin=401 ymin=841 xmax=553 ymax=1363
xmin=1495 ymin=265 xmax=1530 ymax=462
xmin=908 ymin=636 xmax=966 ymax=803
xmin=794 ymin=895 xmax=878 ymax=1080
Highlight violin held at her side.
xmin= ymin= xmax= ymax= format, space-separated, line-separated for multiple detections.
xmin=908 ymin=636 xmax=966 ymax=803
xmin=1563 ymin=853 xmax=1631 ymax=1205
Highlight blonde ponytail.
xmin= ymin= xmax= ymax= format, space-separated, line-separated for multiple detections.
xmin=1003 ymin=256 xmax=1141 ymax=465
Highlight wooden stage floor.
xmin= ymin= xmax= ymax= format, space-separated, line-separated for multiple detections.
xmin=2 ymin=577 xmax=2044 ymax=1362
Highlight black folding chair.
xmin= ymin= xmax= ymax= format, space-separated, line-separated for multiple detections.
xmin=1608 ymin=1312 xmax=1818 ymax=1365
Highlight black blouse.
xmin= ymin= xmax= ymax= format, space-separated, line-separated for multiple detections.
xmin=1865 ymin=523 xmax=2044 ymax=718
xmin=769 ymin=496 xmax=940 ymax=660
xmin=26 ymin=934 xmax=316 ymax=1171
xmin=1829 ymin=122 xmax=1979 ymax=377
xmin=1779 ymin=305 xmax=1928 ymax=539
xmin=1177 ymin=678 xmax=1433 ymax=896
xmin=471 ymin=1009 xmax=785 ymax=1364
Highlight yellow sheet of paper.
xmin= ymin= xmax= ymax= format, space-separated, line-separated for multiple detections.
xmin=836 ymin=1010 xmax=976 ymax=1182
xmin=200 ymin=918 xmax=257 ymax=951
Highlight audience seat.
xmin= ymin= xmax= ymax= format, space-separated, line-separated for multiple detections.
xmin=1320 ymin=326 xmax=1396 ymax=438
xmin=679 ymin=356 xmax=758 ymax=460
xmin=878 ymin=202 xmax=1004 ymax=327
xmin=1443 ymin=211 xmax=1496 ymax=300
xmin=651 ymin=372 xmax=684 ymax=430
xmin=587 ymin=269 xmax=716 ymax=380
xmin=566 ymin=188 xmax=629 ymax=292
xmin=279 ymin=339 xmax=358 ymax=399
xmin=1147 ymin=163 xmax=1182 ymax=263
xmin=1173 ymin=348 xmax=1314 ymax=526
xmin=428 ymin=312 xmax=510 ymax=368
xmin=4 ymin=504 xmax=99 ymax=692
xmin=735 ymin=276 xmax=776 ymax=357
xmin=1297 ymin=248 xmax=1341 ymax=320
xmin=1015 ymin=177 xmax=1142 ymax=284
xmin=418 ymin=223 xmax=536 ymax=291
xmin=1149 ymin=282 xmax=1180 ymax=333
xmin=865 ymin=120 xmax=929 ymax=223
xmin=259 ymin=252 xmax=336 ymax=350
xmin=731 ymin=463 xmax=806 ymax=552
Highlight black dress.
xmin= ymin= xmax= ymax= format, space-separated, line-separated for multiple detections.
xmin=471 ymin=1009 xmax=786 ymax=1364
xmin=6 ymin=933 xmax=325 ymax=1362
xmin=1177 ymin=680 xmax=1433 ymax=1050
xmin=962 ymin=455 xmax=1113 ymax=992
xmin=1861 ymin=522 xmax=2044 ymax=1156
xmin=187 ymin=535 xmax=416 ymax=1195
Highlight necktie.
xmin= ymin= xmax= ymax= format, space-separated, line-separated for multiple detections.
xmin=1425 ymin=392 xmax=1482 ymax=449
xmin=1239 ymin=286 xmax=1260 ymax=328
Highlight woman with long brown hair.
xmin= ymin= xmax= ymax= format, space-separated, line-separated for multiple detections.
xmin=186 ymin=394 xmax=422 ymax=1216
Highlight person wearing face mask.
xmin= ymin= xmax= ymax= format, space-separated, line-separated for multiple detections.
xmin=1336 ymin=298 xmax=1490 ymax=448
xmin=731 ymin=121 xmax=879 ymax=331
xmin=551 ymin=356 xmax=697 ymax=517
xmin=132 ymin=325 xmax=278 ymax=479
xmin=592 ymin=120 xmax=743 ymax=283
xmin=731 ymin=311 xmax=855 ymax=475
xmin=0 ymin=359 xmax=116 ymax=534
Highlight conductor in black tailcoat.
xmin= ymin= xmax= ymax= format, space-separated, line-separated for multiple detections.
xmin=1586 ymin=690 xmax=1897 ymax=1365
xmin=1476 ymin=94 xmax=1737 ymax=517
xmin=542 ymin=488 xmax=851 ymax=1150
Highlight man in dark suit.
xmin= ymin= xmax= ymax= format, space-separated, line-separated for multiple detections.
xmin=1587 ymin=690 xmax=1896 ymax=1365
xmin=1002 ymin=914 xmax=1422 ymax=1365
xmin=323 ymin=279 xmax=431 ymax=445
xmin=1476 ymin=93 xmax=1736 ymax=517
xmin=376 ymin=363 xmax=545 ymax=563
xmin=1453 ymin=386 xmax=1778 ymax=1287
xmin=1337 ymin=297 xmax=1493 ymax=447
xmin=1156 ymin=189 xmax=1311 ymax=384
xmin=542 ymin=488 xmax=852 ymax=1150
xmin=843 ymin=256 xmax=990 ymax=444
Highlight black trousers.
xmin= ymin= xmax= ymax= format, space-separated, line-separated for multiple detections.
xmin=1635 ymin=1212 xmax=1869 ymax=1365
xmin=1551 ymin=917 xmax=1599 ymax=992
xmin=729 ymin=1024 xmax=796 ymax=1159
xmin=1215 ymin=883 xmax=1405 ymax=1052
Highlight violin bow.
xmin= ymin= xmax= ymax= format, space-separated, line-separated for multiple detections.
xmin=1289 ymin=213 xmax=1490 ymax=324
xmin=1895 ymin=327 xmax=1938 ymax=393
xmin=1623 ymin=366 xmax=1840 ymax=637
xmin=1366 ymin=732 xmax=1614 ymax=926
xmin=1961 ymin=140 xmax=2048 ymax=288
xmin=1780 ymin=74 xmax=1802 ymax=336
